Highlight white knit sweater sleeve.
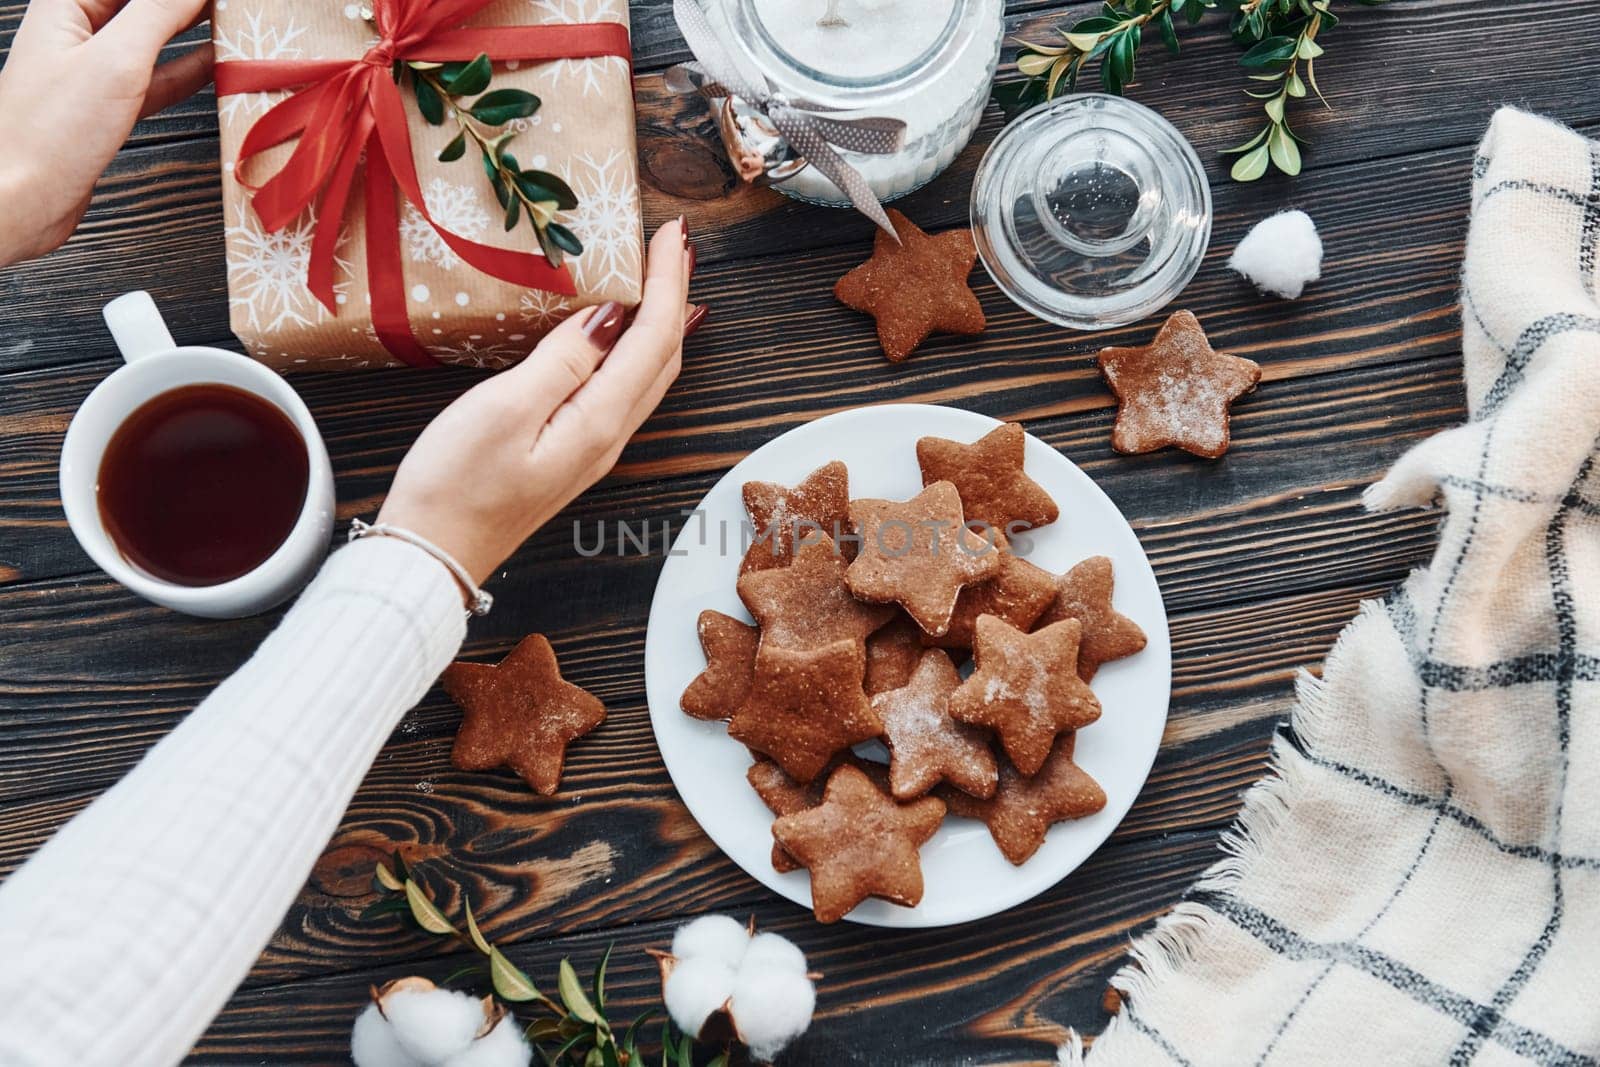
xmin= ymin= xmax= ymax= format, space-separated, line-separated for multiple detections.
xmin=0 ymin=537 xmax=468 ymax=1066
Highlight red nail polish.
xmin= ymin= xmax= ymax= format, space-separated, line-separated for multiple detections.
xmin=679 ymin=215 xmax=688 ymax=239
xmin=685 ymin=240 xmax=698 ymax=278
xmin=582 ymin=301 xmax=625 ymax=351
xmin=683 ymin=304 xmax=709 ymax=338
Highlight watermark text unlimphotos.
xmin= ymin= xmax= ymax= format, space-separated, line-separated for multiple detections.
xmin=572 ymin=511 xmax=1038 ymax=560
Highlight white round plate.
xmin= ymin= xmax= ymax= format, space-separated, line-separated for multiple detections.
xmin=644 ymin=403 xmax=1170 ymax=927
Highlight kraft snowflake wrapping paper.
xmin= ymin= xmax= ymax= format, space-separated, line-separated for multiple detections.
xmin=213 ymin=0 xmax=643 ymax=370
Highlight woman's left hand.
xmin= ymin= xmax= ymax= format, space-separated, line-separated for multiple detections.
xmin=0 ymin=0 xmax=214 ymax=266
xmin=377 ymin=219 xmax=698 ymax=585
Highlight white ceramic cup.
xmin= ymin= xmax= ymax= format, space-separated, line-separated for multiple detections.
xmin=59 ymin=292 xmax=336 ymax=618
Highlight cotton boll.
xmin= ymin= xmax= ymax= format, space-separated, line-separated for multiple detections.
xmin=384 ymin=988 xmax=488 ymax=1064
xmin=740 ymin=932 xmax=808 ymax=977
xmin=440 ymin=1015 xmax=532 ymax=1067
xmin=352 ymin=1003 xmax=427 ymax=1067
xmin=1228 ymin=209 xmax=1323 ymax=299
xmin=664 ymin=956 xmax=738 ymax=1037
xmin=729 ymin=968 xmax=816 ymax=1063
xmin=670 ymin=914 xmax=751 ymax=968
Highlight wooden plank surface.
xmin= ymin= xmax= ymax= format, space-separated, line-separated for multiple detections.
xmin=0 ymin=0 xmax=1587 ymax=1061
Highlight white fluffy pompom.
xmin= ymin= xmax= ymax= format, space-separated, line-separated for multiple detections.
xmin=1228 ymin=209 xmax=1323 ymax=299
xmin=440 ymin=1015 xmax=532 ymax=1067
xmin=671 ymin=914 xmax=751 ymax=969
xmin=729 ymin=968 xmax=816 ymax=1063
xmin=741 ymin=932 xmax=807 ymax=977
xmin=384 ymin=988 xmax=489 ymax=1065
xmin=352 ymin=1003 xmax=426 ymax=1067
xmin=664 ymin=956 xmax=739 ymax=1037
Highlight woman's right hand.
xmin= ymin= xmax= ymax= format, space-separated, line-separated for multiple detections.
xmin=377 ymin=218 xmax=699 ymax=585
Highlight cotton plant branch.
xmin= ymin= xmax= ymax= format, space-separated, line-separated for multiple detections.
xmin=1003 ymin=0 xmax=1388 ymax=180
xmin=365 ymin=852 xmax=685 ymax=1067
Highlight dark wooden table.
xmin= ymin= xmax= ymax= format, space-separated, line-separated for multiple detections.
xmin=2 ymin=2 xmax=1596 ymax=1063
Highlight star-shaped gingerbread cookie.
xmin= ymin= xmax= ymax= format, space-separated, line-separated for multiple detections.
xmin=737 ymin=536 xmax=894 ymax=652
xmin=1036 ymin=556 xmax=1147 ymax=681
xmin=740 ymin=460 xmax=852 ymax=574
xmin=875 ymin=649 xmax=997 ymax=800
xmin=833 ymin=209 xmax=986 ymax=363
xmin=846 ymin=481 xmax=1003 ymax=637
xmin=728 ymin=639 xmax=883 ymax=783
xmin=680 ymin=610 xmax=759 ymax=721
xmin=922 ymin=543 xmax=1058 ymax=653
xmin=1097 ymin=309 xmax=1261 ymax=458
xmin=748 ymin=754 xmax=891 ymax=873
xmin=772 ymin=763 xmax=947 ymax=922
xmin=948 ymin=615 xmax=1101 ymax=776
xmin=865 ymin=614 xmax=924 ymax=695
xmin=916 ymin=423 xmax=1059 ymax=533
xmin=943 ymin=734 xmax=1106 ymax=865
xmin=443 ymin=634 xmax=606 ymax=796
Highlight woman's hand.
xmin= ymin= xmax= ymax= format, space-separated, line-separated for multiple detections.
xmin=378 ymin=219 xmax=697 ymax=585
xmin=0 ymin=0 xmax=214 ymax=266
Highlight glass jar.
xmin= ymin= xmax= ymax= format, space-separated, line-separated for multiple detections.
xmin=711 ymin=0 xmax=1005 ymax=205
xmin=970 ymin=94 xmax=1213 ymax=330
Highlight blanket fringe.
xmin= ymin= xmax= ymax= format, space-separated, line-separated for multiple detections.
xmin=1058 ymin=598 xmax=1381 ymax=1062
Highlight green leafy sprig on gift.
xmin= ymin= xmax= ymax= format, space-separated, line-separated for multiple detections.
xmin=393 ymin=51 xmax=585 ymax=267
xmin=1002 ymin=0 xmax=1386 ymax=180
xmin=367 ymin=853 xmax=716 ymax=1067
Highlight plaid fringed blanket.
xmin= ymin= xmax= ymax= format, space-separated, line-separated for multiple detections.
xmin=1067 ymin=108 xmax=1600 ymax=1066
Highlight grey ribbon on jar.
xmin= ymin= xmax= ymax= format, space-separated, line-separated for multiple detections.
xmin=666 ymin=0 xmax=906 ymax=238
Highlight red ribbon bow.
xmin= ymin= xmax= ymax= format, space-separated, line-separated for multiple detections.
xmin=215 ymin=0 xmax=632 ymax=366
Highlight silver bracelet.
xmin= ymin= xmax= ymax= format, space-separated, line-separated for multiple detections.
xmin=348 ymin=518 xmax=494 ymax=616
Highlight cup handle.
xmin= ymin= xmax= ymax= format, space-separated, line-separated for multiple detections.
xmin=103 ymin=291 xmax=176 ymax=363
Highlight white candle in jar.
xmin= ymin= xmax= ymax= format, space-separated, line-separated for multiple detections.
xmin=717 ymin=0 xmax=1004 ymax=204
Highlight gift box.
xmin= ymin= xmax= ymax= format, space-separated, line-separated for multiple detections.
xmin=212 ymin=0 xmax=644 ymax=370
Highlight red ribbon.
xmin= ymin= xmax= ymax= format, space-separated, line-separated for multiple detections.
xmin=215 ymin=0 xmax=631 ymax=366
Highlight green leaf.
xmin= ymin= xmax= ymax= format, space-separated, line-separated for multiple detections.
xmin=546 ymin=223 xmax=583 ymax=257
xmin=1220 ymin=127 xmax=1269 ymax=155
xmin=558 ymin=958 xmax=599 ymax=1023
xmin=504 ymin=195 xmax=521 ymax=231
xmin=490 ymin=171 xmax=512 ymax=210
xmin=374 ymin=862 xmax=403 ymax=893
xmin=464 ymin=900 xmax=492 ymax=955
xmin=592 ymin=942 xmax=613 ymax=1011
xmin=359 ymin=898 xmax=410 ymax=922
xmin=1157 ymin=7 xmax=1179 ymax=54
xmin=705 ymin=1055 xmax=729 ymax=1067
xmin=485 ymin=129 xmax=516 ymax=164
xmin=1297 ymin=36 xmax=1324 ymax=59
xmin=445 ymin=53 xmax=492 ymax=97
xmin=1230 ymin=141 xmax=1271 ymax=181
xmin=440 ymin=964 xmax=486 ymax=987
xmin=1063 ymin=31 xmax=1102 ymax=51
xmin=598 ymin=1040 xmax=622 ymax=1067
xmin=516 ymin=170 xmax=579 ymax=211
xmin=471 ymin=88 xmax=542 ymax=125
xmin=490 ymin=945 xmax=543 ymax=1002
xmin=622 ymin=1010 xmax=656 ymax=1058
xmin=1286 ymin=70 xmax=1307 ymax=97
xmin=536 ymin=223 xmax=565 ymax=268
xmin=391 ymin=850 xmax=409 ymax=882
xmin=413 ymin=75 xmax=445 ymax=125
xmin=1239 ymin=35 xmax=1297 ymax=67
xmin=438 ymin=131 xmax=467 ymax=163
xmin=404 ymin=880 xmax=459 ymax=935
xmin=1267 ymin=122 xmax=1302 ymax=175
xmin=1017 ymin=50 xmax=1057 ymax=76
xmin=1264 ymin=95 xmax=1285 ymax=122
